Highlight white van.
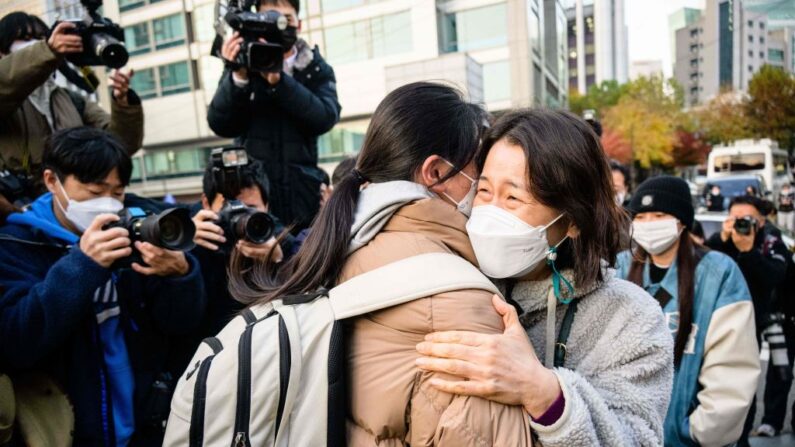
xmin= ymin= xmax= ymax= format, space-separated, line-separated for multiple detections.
xmin=707 ymin=139 xmax=792 ymax=195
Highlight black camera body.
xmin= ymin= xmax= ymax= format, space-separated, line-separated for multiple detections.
xmin=216 ymin=199 xmax=275 ymax=247
xmin=222 ymin=1 xmax=293 ymax=73
xmin=58 ymin=0 xmax=128 ymax=68
xmin=734 ymin=216 xmax=759 ymax=236
xmin=103 ymin=207 xmax=196 ymax=269
xmin=0 ymin=170 xmax=34 ymax=207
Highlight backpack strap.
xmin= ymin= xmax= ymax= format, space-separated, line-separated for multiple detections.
xmin=328 ymin=252 xmax=500 ymax=320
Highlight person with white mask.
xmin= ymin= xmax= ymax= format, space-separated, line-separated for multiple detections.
xmin=0 ymin=127 xmax=205 ymax=446
xmin=415 ymin=109 xmax=673 ymax=446
xmin=614 ymin=175 xmax=760 ymax=446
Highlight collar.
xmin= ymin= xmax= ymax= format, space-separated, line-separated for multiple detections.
xmin=509 ymin=262 xmax=613 ymax=315
xmin=642 ymin=259 xmax=679 ymax=308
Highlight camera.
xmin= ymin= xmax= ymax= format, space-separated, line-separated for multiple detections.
xmin=103 ymin=207 xmax=196 ymax=268
xmin=216 ymin=199 xmax=275 ymax=246
xmin=733 ymin=216 xmax=758 ymax=236
xmin=209 ymin=146 xmax=275 ymax=247
xmin=0 ymin=170 xmax=35 ymax=207
xmin=219 ymin=0 xmax=296 ymax=73
xmin=57 ymin=0 xmax=128 ymax=68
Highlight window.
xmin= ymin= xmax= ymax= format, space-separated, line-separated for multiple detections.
xmin=159 ymin=62 xmax=191 ymax=96
xmin=760 ymin=51 xmax=764 ymax=58
xmin=775 ymin=155 xmax=788 ymax=175
xmin=714 ymin=153 xmax=765 ymax=173
xmin=760 ymin=22 xmax=765 ymax=30
xmin=748 ymin=20 xmax=753 ymax=27
xmin=749 ymin=50 xmax=754 ymax=57
xmin=321 ymin=0 xmax=387 ymax=13
xmin=483 ymin=61 xmax=510 ymax=102
xmin=153 ymin=14 xmax=186 ymax=50
xmin=760 ymin=36 xmax=765 ymax=44
xmin=124 ymin=22 xmax=150 ymax=56
xmin=324 ymin=11 xmax=411 ymax=64
xmin=690 ymin=28 xmax=698 ymax=37
xmin=119 ymin=0 xmax=163 ymax=12
xmin=749 ymin=64 xmax=753 ymax=72
xmin=749 ymin=35 xmax=754 ymax=43
xmin=691 ymin=44 xmax=699 ymax=52
xmin=318 ymin=128 xmax=366 ymax=161
xmin=130 ymin=68 xmax=157 ymax=99
xmin=769 ymin=48 xmax=785 ymax=63
xmin=130 ymin=61 xmax=192 ymax=100
xmin=441 ymin=3 xmax=508 ymax=53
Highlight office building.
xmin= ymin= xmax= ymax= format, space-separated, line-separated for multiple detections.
xmin=668 ymin=7 xmax=702 ymax=68
xmin=565 ymin=0 xmax=628 ymax=94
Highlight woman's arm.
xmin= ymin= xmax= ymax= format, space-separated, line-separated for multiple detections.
xmin=417 ymin=294 xmax=673 ymax=446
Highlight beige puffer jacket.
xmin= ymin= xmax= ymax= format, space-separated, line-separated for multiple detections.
xmin=339 ymin=196 xmax=533 ymax=446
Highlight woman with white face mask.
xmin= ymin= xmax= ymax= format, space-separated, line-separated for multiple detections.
xmin=415 ymin=109 xmax=673 ymax=446
xmin=615 ymin=175 xmax=760 ymax=447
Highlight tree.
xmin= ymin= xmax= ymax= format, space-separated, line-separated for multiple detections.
xmin=672 ymin=129 xmax=711 ymax=166
xmin=746 ymin=65 xmax=795 ymax=151
xmin=601 ymin=128 xmax=632 ymax=164
xmin=568 ymin=80 xmax=626 ymax=117
xmin=694 ymin=90 xmax=753 ymax=145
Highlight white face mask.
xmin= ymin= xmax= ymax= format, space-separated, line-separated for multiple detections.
xmin=631 ymin=219 xmax=681 ymax=255
xmin=441 ymin=160 xmax=477 ymax=217
xmin=55 ymin=179 xmax=124 ymax=232
xmin=467 ymin=205 xmax=566 ymax=278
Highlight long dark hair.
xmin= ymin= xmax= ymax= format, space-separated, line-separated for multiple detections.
xmin=477 ymin=109 xmax=628 ymax=288
xmin=627 ymin=230 xmax=697 ymax=367
xmin=228 ymin=82 xmax=485 ymax=304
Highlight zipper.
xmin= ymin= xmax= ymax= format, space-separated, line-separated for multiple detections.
xmin=231 ymin=309 xmax=257 ymax=447
xmin=92 ymin=321 xmax=114 ymax=447
xmin=189 ymin=337 xmax=223 ymax=447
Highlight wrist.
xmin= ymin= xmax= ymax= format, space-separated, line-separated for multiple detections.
xmin=523 ymin=367 xmax=561 ymax=418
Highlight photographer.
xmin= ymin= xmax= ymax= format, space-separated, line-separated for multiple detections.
xmin=706 ymin=195 xmax=789 ymax=446
xmin=0 ymin=127 xmax=204 ymax=446
xmin=0 ymin=12 xmax=143 ymax=221
xmin=207 ymin=0 xmax=341 ymax=232
xmin=190 ymin=155 xmax=288 ymax=337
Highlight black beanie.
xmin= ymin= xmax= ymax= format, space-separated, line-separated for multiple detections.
xmin=629 ymin=176 xmax=695 ymax=229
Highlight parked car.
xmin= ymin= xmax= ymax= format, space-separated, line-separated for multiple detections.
xmin=695 ymin=212 xmax=794 ymax=249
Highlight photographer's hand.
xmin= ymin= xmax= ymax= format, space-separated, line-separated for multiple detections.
xmin=732 ymin=226 xmax=756 ymax=253
xmin=131 ymin=242 xmax=190 ymax=277
xmin=222 ymin=32 xmax=248 ymax=81
xmin=80 ymin=214 xmax=132 ymax=268
xmin=192 ymin=209 xmax=226 ymax=251
xmin=721 ymin=217 xmax=735 ymax=242
xmin=109 ymin=68 xmax=134 ymax=106
xmin=237 ymin=238 xmax=283 ymax=263
xmin=48 ymin=22 xmax=83 ymax=56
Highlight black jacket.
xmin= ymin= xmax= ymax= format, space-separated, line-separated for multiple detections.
xmin=706 ymin=224 xmax=789 ymax=332
xmin=207 ymin=41 xmax=341 ymax=231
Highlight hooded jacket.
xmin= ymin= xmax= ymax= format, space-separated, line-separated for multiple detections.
xmin=0 ymin=193 xmax=205 ymax=446
xmin=503 ymin=267 xmax=674 ymax=446
xmin=0 ymin=41 xmax=144 ymax=168
xmin=207 ymin=39 xmax=341 ymax=231
xmin=338 ymin=181 xmax=533 ymax=446
xmin=616 ymin=250 xmax=760 ymax=446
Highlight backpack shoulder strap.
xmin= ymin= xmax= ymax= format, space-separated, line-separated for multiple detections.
xmin=328 ymin=252 xmax=500 ymax=320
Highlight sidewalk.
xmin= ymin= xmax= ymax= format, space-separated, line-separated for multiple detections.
xmin=749 ymin=434 xmax=795 ymax=446
xmin=748 ymin=355 xmax=795 ymax=447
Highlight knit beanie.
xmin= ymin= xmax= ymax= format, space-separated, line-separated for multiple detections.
xmin=628 ymin=176 xmax=695 ymax=229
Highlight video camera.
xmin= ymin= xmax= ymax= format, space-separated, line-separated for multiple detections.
xmin=217 ymin=0 xmax=296 ymax=73
xmin=103 ymin=207 xmax=196 ymax=268
xmin=210 ymin=147 xmax=275 ymax=247
xmin=57 ymin=0 xmax=129 ymax=69
xmin=734 ymin=216 xmax=759 ymax=236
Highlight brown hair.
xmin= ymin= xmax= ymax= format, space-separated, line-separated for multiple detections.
xmin=477 ymin=109 xmax=629 ymax=288
xmin=627 ymin=231 xmax=697 ymax=367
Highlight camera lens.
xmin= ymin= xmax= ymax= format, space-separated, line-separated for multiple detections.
xmin=233 ymin=211 xmax=273 ymax=244
xmin=140 ymin=208 xmax=196 ymax=251
xmin=89 ymin=32 xmax=129 ymax=68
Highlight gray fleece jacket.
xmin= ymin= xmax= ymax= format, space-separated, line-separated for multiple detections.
xmin=507 ymin=268 xmax=674 ymax=446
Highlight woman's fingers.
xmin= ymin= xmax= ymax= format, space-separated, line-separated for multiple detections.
xmin=416 ymin=341 xmax=480 ymax=361
xmin=423 ymin=330 xmax=489 ymax=346
xmin=427 ymin=378 xmax=493 ymax=398
xmin=415 ymin=357 xmax=480 ymax=379
xmin=492 ymin=294 xmax=526 ymax=337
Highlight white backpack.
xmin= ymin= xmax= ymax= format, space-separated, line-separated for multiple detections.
xmin=163 ymin=252 xmax=500 ymax=447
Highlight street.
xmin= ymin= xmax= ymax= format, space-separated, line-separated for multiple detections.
xmin=750 ymin=357 xmax=795 ymax=446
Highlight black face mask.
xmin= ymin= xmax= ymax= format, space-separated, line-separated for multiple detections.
xmin=281 ymin=26 xmax=298 ymax=52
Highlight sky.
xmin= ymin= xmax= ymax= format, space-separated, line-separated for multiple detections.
xmin=626 ymin=0 xmax=706 ymax=78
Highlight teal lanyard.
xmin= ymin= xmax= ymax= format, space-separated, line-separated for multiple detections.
xmin=554 ymin=300 xmax=578 ymax=368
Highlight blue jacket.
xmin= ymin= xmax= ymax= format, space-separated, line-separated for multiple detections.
xmin=616 ymin=249 xmax=760 ymax=446
xmin=0 ymin=193 xmax=206 ymax=446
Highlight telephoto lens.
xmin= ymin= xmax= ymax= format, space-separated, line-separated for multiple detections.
xmin=137 ymin=208 xmax=196 ymax=250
